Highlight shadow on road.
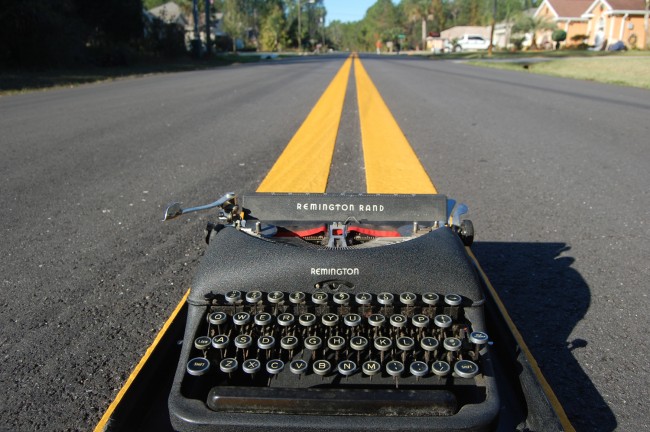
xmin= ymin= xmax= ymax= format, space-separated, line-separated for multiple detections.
xmin=473 ymin=241 xmax=616 ymax=431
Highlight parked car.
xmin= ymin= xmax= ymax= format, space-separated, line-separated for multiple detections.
xmin=453 ymin=35 xmax=491 ymax=52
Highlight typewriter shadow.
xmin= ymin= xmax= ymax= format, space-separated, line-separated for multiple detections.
xmin=472 ymin=242 xmax=616 ymax=432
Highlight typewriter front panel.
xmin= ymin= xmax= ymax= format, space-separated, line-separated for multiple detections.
xmin=169 ymin=226 xmax=499 ymax=431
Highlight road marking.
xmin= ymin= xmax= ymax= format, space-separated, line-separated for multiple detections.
xmin=354 ymin=57 xmax=437 ymax=194
xmin=256 ymin=56 xmax=353 ymax=193
xmin=93 ymin=289 xmax=190 ymax=432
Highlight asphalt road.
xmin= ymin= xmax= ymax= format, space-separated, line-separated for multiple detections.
xmin=1 ymin=54 xmax=649 ymax=431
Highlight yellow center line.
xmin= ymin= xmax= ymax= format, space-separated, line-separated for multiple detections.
xmin=354 ymin=57 xmax=437 ymax=194
xmin=256 ymin=56 xmax=353 ymax=193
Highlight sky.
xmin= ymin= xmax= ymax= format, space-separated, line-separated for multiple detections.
xmin=323 ymin=0 xmax=379 ymax=23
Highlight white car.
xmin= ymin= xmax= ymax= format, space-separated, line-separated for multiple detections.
xmin=453 ymin=35 xmax=491 ymax=52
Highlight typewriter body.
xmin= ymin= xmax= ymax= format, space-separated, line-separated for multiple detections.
xmin=166 ymin=193 xmax=499 ymax=432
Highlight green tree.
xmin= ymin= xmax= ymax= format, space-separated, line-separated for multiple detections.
xmin=222 ymin=0 xmax=246 ymax=52
xmin=511 ymin=14 xmax=557 ymax=50
xmin=260 ymin=4 xmax=287 ymax=51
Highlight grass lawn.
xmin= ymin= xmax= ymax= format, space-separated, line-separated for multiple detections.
xmin=466 ymin=52 xmax=650 ymax=89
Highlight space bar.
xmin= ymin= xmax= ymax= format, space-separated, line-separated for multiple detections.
xmin=207 ymin=386 xmax=458 ymax=416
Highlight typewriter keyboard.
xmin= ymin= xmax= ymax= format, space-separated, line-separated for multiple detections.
xmin=182 ymin=290 xmax=490 ymax=416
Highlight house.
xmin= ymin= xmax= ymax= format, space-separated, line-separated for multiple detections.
xmin=148 ymin=1 xmax=188 ymax=27
xmin=534 ymin=0 xmax=592 ymax=46
xmin=582 ymin=0 xmax=648 ymax=49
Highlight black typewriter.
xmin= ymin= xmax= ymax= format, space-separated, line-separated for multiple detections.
xmin=165 ymin=193 xmax=499 ymax=432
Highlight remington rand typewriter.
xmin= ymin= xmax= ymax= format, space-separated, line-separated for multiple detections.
xmin=165 ymin=193 xmax=500 ymax=432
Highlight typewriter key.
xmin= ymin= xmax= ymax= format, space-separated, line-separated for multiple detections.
xmin=194 ymin=336 xmax=212 ymax=351
xmin=254 ymin=312 xmax=272 ymax=327
xmin=267 ymin=291 xmax=284 ymax=304
xmin=469 ymin=331 xmax=489 ymax=345
xmin=350 ymin=336 xmax=369 ymax=351
xmin=211 ymin=334 xmax=229 ymax=350
xmin=290 ymin=359 xmax=308 ymax=376
xmin=333 ymin=292 xmax=350 ymax=306
xmin=432 ymin=360 xmax=451 ymax=377
xmin=322 ymin=313 xmax=339 ymax=327
xmin=377 ymin=292 xmax=394 ymax=306
xmin=266 ymin=359 xmax=284 ymax=375
xmin=298 ymin=313 xmax=317 ymax=327
xmin=311 ymin=291 xmax=328 ymax=305
xmin=421 ymin=337 xmax=439 ymax=361
xmin=422 ymin=293 xmax=440 ymax=306
xmin=443 ymin=337 xmax=462 ymax=352
xmin=234 ymin=334 xmax=253 ymax=350
xmin=374 ymin=336 xmax=392 ymax=351
xmin=304 ymin=336 xmax=322 ymax=351
xmin=444 ymin=294 xmax=462 ymax=306
xmin=343 ymin=313 xmax=362 ymax=328
xmin=232 ymin=312 xmax=251 ymax=326
xmin=362 ymin=360 xmax=381 ymax=377
xmin=338 ymin=360 xmax=357 ymax=376
xmin=397 ymin=336 xmax=415 ymax=351
xmin=454 ymin=360 xmax=479 ymax=378
xmin=313 ymin=360 xmax=331 ymax=376
xmin=434 ymin=314 xmax=453 ymax=329
xmin=245 ymin=291 xmax=263 ymax=304
xmin=355 ymin=292 xmax=372 ymax=306
xmin=257 ymin=335 xmax=275 ymax=350
xmin=289 ymin=291 xmax=306 ymax=304
xmin=327 ymin=336 xmax=346 ymax=351
xmin=208 ymin=311 xmax=228 ymax=326
xmin=412 ymin=314 xmax=430 ymax=329
xmin=219 ymin=358 xmax=238 ymax=374
xmin=386 ymin=361 xmax=405 ymax=387
xmin=225 ymin=290 xmax=242 ymax=304
xmin=277 ymin=313 xmax=295 ymax=327
xmin=186 ymin=357 xmax=210 ymax=376
xmin=399 ymin=292 xmax=416 ymax=306
xmin=389 ymin=313 xmax=407 ymax=329
xmin=368 ymin=314 xmax=386 ymax=327
xmin=242 ymin=359 xmax=261 ymax=375
xmin=410 ymin=360 xmax=429 ymax=378
xmin=280 ymin=336 xmax=299 ymax=351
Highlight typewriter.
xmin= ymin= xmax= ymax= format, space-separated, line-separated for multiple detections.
xmin=165 ymin=193 xmax=500 ymax=432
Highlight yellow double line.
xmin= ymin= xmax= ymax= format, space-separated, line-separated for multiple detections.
xmin=257 ymin=55 xmax=437 ymax=195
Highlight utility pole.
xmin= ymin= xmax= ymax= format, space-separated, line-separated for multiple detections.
xmin=205 ymin=0 xmax=211 ymax=55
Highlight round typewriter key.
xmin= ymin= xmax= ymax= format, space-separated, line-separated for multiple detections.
xmin=266 ymin=359 xmax=284 ymax=375
xmin=327 ymin=336 xmax=346 ymax=351
xmin=313 ymin=360 xmax=331 ymax=376
xmin=289 ymin=291 xmax=306 ymax=304
xmin=434 ymin=314 xmax=453 ymax=329
xmin=443 ymin=337 xmax=462 ymax=352
xmin=410 ymin=361 xmax=429 ymax=377
xmin=211 ymin=334 xmax=229 ymax=349
xmin=187 ymin=358 xmax=210 ymax=376
xmin=420 ymin=337 xmax=439 ymax=352
xmin=397 ymin=336 xmax=415 ymax=351
xmin=389 ymin=314 xmax=407 ymax=328
xmin=304 ymin=336 xmax=322 ymax=351
xmin=225 ymin=290 xmax=242 ymax=304
xmin=362 ymin=360 xmax=381 ymax=376
xmin=321 ymin=313 xmax=339 ymax=327
xmin=232 ymin=312 xmax=251 ymax=326
xmin=234 ymin=334 xmax=253 ymax=349
xmin=298 ymin=313 xmax=317 ymax=327
xmin=399 ymin=292 xmax=417 ymax=306
xmin=277 ymin=313 xmax=295 ymax=327
xmin=355 ymin=292 xmax=372 ymax=305
xmin=290 ymin=360 xmax=308 ymax=375
xmin=254 ymin=312 xmax=272 ymax=326
xmin=194 ymin=336 xmax=212 ymax=351
xmin=377 ymin=292 xmax=394 ymax=306
xmin=267 ymin=291 xmax=284 ymax=304
xmin=422 ymin=293 xmax=440 ymax=306
xmin=343 ymin=313 xmax=362 ymax=327
xmin=350 ymin=336 xmax=369 ymax=351
xmin=280 ymin=336 xmax=299 ymax=350
xmin=245 ymin=290 xmax=263 ymax=304
xmin=311 ymin=291 xmax=328 ymax=305
xmin=386 ymin=360 xmax=405 ymax=377
xmin=368 ymin=314 xmax=386 ymax=327
xmin=333 ymin=292 xmax=350 ymax=305
xmin=257 ymin=335 xmax=275 ymax=350
xmin=432 ymin=360 xmax=451 ymax=377
xmin=454 ymin=360 xmax=480 ymax=378
xmin=412 ymin=314 xmax=430 ymax=328
xmin=243 ymin=359 xmax=261 ymax=375
xmin=469 ymin=331 xmax=489 ymax=345
xmin=444 ymin=294 xmax=462 ymax=306
xmin=374 ymin=336 xmax=392 ymax=351
xmin=219 ymin=358 xmax=238 ymax=374
xmin=208 ymin=311 xmax=228 ymax=326
xmin=338 ymin=360 xmax=357 ymax=376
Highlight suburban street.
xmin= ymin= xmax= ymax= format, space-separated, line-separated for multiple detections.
xmin=1 ymin=54 xmax=649 ymax=431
